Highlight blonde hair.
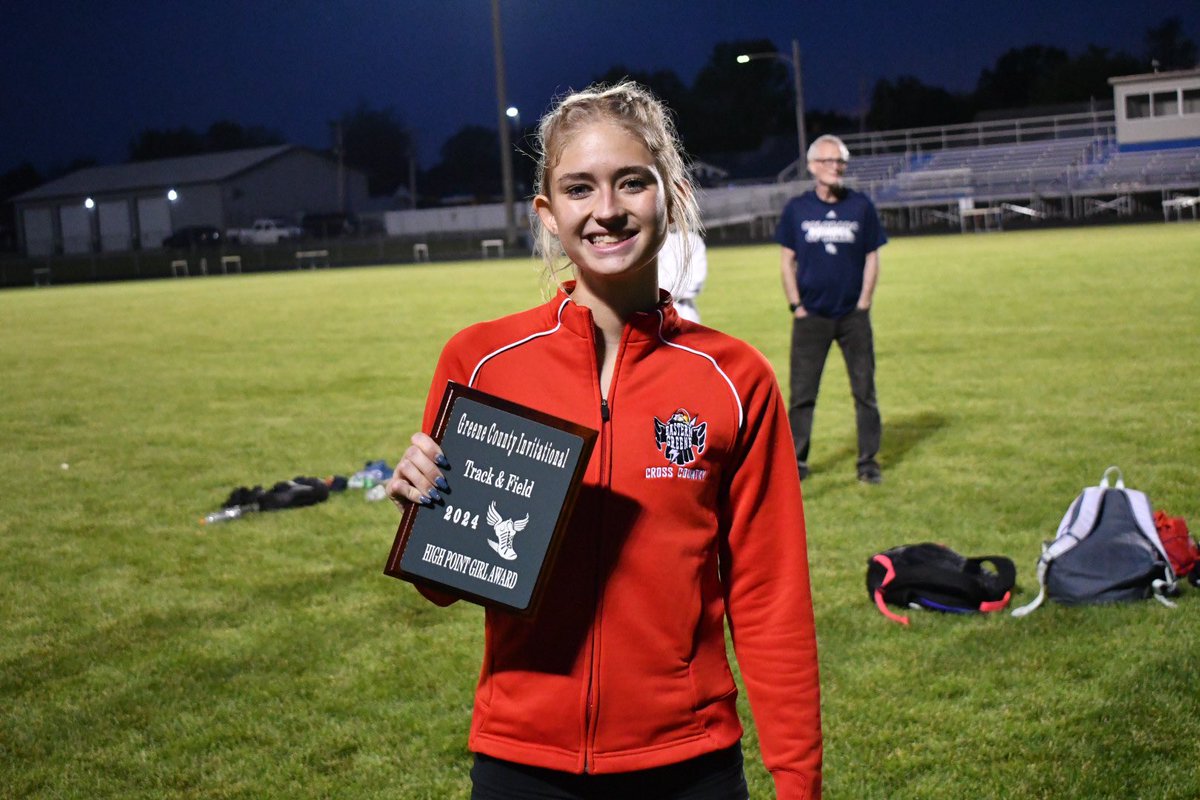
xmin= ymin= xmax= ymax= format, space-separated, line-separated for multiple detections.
xmin=530 ymin=81 xmax=703 ymax=293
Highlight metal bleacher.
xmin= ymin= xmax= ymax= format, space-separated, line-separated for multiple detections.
xmin=700 ymin=137 xmax=1200 ymax=234
xmin=851 ymin=138 xmax=1104 ymax=205
xmin=1074 ymin=146 xmax=1200 ymax=193
xmin=843 ymin=153 xmax=908 ymax=184
xmin=696 ymin=109 xmax=1200 ymax=235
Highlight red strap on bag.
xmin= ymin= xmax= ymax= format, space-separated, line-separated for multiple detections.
xmin=1154 ymin=510 xmax=1197 ymax=577
xmin=871 ymin=554 xmax=910 ymax=626
xmin=979 ymin=592 xmax=1012 ymax=613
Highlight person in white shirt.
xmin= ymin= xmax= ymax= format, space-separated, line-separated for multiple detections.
xmin=658 ymin=228 xmax=708 ymax=323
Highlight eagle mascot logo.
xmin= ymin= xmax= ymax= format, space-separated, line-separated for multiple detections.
xmin=654 ymin=408 xmax=707 ymax=466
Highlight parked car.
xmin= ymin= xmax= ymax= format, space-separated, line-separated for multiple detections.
xmin=162 ymin=225 xmax=222 ymax=249
xmin=225 ymin=218 xmax=303 ymax=245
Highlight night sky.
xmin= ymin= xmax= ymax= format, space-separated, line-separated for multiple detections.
xmin=3 ymin=0 xmax=1196 ymax=174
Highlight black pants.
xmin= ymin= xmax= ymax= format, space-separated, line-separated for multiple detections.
xmin=788 ymin=308 xmax=881 ymax=470
xmin=469 ymin=744 xmax=749 ymax=800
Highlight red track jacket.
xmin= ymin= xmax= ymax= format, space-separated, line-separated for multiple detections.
xmin=416 ymin=286 xmax=822 ymax=798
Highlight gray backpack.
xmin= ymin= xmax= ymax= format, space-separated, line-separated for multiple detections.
xmin=1012 ymin=466 xmax=1178 ymax=617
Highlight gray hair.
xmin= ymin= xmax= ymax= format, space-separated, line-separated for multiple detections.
xmin=806 ymin=134 xmax=850 ymax=162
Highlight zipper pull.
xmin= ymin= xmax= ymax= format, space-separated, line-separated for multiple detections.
xmin=601 ymin=398 xmax=610 ymax=422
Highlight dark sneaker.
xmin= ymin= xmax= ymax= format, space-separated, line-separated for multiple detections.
xmin=797 ymin=462 xmax=810 ymax=480
xmin=858 ymin=465 xmax=883 ymax=484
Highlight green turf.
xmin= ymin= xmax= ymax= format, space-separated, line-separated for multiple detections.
xmin=1 ymin=223 xmax=1198 ymax=798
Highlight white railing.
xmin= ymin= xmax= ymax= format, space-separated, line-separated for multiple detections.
xmin=775 ymin=110 xmax=1118 ymax=180
xmin=841 ymin=110 xmax=1117 ymax=154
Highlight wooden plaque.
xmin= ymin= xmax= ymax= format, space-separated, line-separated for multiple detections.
xmin=384 ymin=382 xmax=596 ymax=614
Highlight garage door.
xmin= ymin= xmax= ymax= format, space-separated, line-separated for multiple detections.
xmin=60 ymin=205 xmax=91 ymax=254
xmin=138 ymin=197 xmax=171 ymax=250
xmin=99 ymin=201 xmax=132 ymax=252
xmin=23 ymin=207 xmax=54 ymax=256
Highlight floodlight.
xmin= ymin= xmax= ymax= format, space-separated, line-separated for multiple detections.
xmin=167 ymin=189 xmax=178 ymax=202
xmin=84 ymin=197 xmax=95 ymax=210
xmin=734 ymin=39 xmax=807 ymax=163
xmin=506 ymin=106 xmax=519 ymax=119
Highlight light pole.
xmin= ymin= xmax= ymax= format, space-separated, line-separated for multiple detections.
xmin=491 ymin=0 xmax=517 ymax=248
xmin=737 ymin=38 xmax=807 ymax=169
xmin=506 ymin=106 xmax=523 ymax=195
xmin=84 ymin=197 xmax=97 ymax=253
xmin=330 ymin=120 xmax=346 ymax=214
xmin=166 ymin=189 xmax=178 ymax=248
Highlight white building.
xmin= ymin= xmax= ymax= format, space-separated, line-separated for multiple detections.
xmin=1109 ymin=68 xmax=1200 ymax=150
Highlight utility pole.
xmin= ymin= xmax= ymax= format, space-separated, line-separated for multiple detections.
xmin=737 ymin=39 xmax=807 ymax=171
xmin=491 ymin=0 xmax=517 ymax=248
xmin=408 ymin=147 xmax=418 ymax=210
xmin=330 ymin=120 xmax=346 ymax=214
xmin=791 ymin=39 xmax=807 ymax=162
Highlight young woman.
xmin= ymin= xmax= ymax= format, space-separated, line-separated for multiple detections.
xmin=387 ymin=82 xmax=822 ymax=800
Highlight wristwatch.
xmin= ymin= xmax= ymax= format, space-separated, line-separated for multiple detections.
xmin=788 ymin=302 xmax=801 ymax=313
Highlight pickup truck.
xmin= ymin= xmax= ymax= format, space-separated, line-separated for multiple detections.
xmin=226 ymin=218 xmax=303 ymax=245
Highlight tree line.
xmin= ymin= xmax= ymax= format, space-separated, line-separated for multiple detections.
xmin=1 ymin=16 xmax=1194 ymax=222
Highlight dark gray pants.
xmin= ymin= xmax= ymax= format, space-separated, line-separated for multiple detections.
xmin=788 ymin=308 xmax=881 ymax=470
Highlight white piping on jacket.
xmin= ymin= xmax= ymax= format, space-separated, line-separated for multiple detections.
xmin=468 ymin=300 xmax=745 ymax=435
xmin=468 ymin=297 xmax=571 ymax=387
xmin=655 ymin=310 xmax=745 ymax=433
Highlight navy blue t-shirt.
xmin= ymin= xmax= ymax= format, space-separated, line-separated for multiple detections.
xmin=775 ymin=189 xmax=887 ymax=318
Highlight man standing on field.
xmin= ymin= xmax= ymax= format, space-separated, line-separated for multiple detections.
xmin=776 ymin=134 xmax=887 ymax=484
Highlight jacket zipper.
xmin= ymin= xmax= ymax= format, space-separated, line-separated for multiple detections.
xmin=584 ymin=334 xmax=621 ymax=773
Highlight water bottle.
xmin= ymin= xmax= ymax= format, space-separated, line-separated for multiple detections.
xmin=349 ymin=460 xmax=391 ymax=489
xmin=200 ymin=503 xmax=259 ymax=525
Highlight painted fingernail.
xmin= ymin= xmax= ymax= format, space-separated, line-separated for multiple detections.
xmin=418 ymin=494 xmax=432 ymax=506
xmin=435 ymin=476 xmax=450 ymax=492
xmin=435 ymin=454 xmax=450 ymax=469
xmin=427 ymin=487 xmax=443 ymax=503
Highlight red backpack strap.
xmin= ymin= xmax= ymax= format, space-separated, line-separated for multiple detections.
xmin=871 ymin=554 xmax=910 ymax=626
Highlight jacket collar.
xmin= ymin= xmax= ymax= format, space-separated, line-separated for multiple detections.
xmin=549 ymin=282 xmax=681 ymax=341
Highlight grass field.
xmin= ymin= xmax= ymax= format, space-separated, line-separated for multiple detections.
xmin=2 ymin=223 xmax=1198 ymax=799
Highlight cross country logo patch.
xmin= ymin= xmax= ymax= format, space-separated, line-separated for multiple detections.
xmin=654 ymin=408 xmax=707 ymax=466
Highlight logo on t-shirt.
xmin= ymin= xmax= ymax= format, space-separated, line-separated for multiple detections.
xmin=801 ymin=217 xmax=859 ymax=256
